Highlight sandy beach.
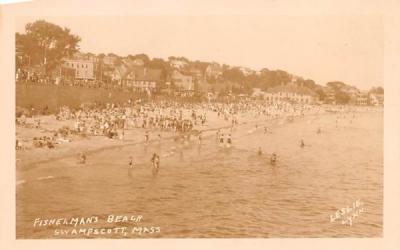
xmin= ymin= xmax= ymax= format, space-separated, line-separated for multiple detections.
xmin=16 ymin=105 xmax=383 ymax=238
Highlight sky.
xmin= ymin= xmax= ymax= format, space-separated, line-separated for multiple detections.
xmin=9 ymin=0 xmax=384 ymax=90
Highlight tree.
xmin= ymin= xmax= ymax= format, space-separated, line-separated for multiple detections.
xmin=133 ymin=54 xmax=150 ymax=65
xmin=147 ymin=58 xmax=170 ymax=79
xmin=326 ymin=81 xmax=346 ymax=90
xmin=148 ymin=58 xmax=167 ymax=69
xmin=16 ymin=32 xmax=41 ymax=67
xmin=222 ymin=67 xmax=245 ymax=83
xmin=369 ymin=86 xmax=384 ymax=94
xmin=315 ymin=88 xmax=326 ymax=101
xmin=303 ymin=79 xmax=316 ymax=89
xmin=18 ymin=20 xmax=81 ymax=73
xmin=190 ymin=60 xmax=209 ymax=72
xmin=335 ymin=90 xmax=350 ymax=104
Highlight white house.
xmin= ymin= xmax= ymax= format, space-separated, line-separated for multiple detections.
xmin=63 ymin=58 xmax=95 ymax=80
xmin=356 ymin=92 xmax=369 ymax=106
xmin=171 ymin=70 xmax=194 ymax=91
xmin=369 ymin=93 xmax=384 ymax=106
xmin=169 ymin=59 xmax=188 ymax=69
xmin=205 ymin=63 xmax=223 ymax=79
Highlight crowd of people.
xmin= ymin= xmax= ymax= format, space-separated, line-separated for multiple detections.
xmin=15 ymin=99 xmax=329 ymax=154
xmin=17 ymin=97 xmax=376 ymax=177
xmin=55 ymin=101 xmax=201 ymax=140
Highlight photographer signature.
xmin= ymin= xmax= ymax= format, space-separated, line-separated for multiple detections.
xmin=330 ymin=199 xmax=365 ymax=226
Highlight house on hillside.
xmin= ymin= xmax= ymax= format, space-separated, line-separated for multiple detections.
xmin=188 ymin=68 xmax=206 ymax=91
xmin=265 ymin=84 xmax=318 ymax=104
xmin=169 ymin=59 xmax=188 ymax=69
xmin=369 ymin=93 xmax=384 ymax=106
xmin=171 ymin=70 xmax=195 ymax=96
xmin=132 ymin=58 xmax=144 ymax=66
xmin=123 ymin=67 xmax=163 ymax=92
xmin=189 ymin=68 xmax=204 ymax=82
xmin=205 ymin=63 xmax=223 ymax=79
xmin=110 ymin=64 xmax=130 ymax=85
xmin=122 ymin=58 xmax=134 ymax=67
xmin=356 ymin=92 xmax=369 ymax=106
xmin=123 ymin=58 xmax=145 ymax=67
xmin=63 ymin=58 xmax=96 ymax=81
xmin=102 ymin=55 xmax=118 ymax=66
xmin=239 ymin=67 xmax=255 ymax=76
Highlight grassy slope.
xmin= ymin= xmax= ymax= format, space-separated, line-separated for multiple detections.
xmin=16 ymin=83 xmax=145 ymax=113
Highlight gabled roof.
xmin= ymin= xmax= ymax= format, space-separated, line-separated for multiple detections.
xmin=125 ymin=66 xmax=162 ymax=81
xmin=172 ymin=69 xmax=193 ymax=78
xmin=113 ymin=64 xmax=130 ymax=77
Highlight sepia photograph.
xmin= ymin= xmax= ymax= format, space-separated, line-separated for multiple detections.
xmin=1 ymin=0 xmax=400 ymax=248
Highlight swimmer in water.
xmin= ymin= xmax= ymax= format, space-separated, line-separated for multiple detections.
xmin=270 ymin=153 xmax=277 ymax=164
xmin=151 ymin=153 xmax=160 ymax=171
xmin=216 ymin=129 xmax=221 ymax=142
xmin=300 ymin=139 xmax=305 ymax=148
xmin=198 ymin=132 xmax=202 ymax=145
xmin=78 ymin=152 xmax=86 ymax=164
xmin=226 ymin=133 xmax=232 ymax=147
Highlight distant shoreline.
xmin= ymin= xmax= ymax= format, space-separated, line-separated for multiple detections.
xmin=16 ymin=106 xmax=382 ymax=171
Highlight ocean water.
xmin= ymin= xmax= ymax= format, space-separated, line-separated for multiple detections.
xmin=16 ymin=110 xmax=383 ymax=238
